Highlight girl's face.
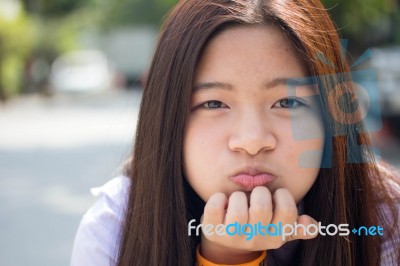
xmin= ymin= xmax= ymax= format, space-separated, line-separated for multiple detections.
xmin=183 ymin=25 xmax=324 ymax=204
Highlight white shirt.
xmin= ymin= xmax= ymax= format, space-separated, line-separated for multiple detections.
xmin=70 ymin=176 xmax=130 ymax=266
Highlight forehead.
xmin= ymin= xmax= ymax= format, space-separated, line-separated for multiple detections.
xmin=194 ymin=24 xmax=308 ymax=84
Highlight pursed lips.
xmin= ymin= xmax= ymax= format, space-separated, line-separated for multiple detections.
xmin=229 ymin=166 xmax=277 ymax=191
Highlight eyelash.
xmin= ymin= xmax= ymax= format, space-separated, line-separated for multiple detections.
xmin=195 ymin=97 xmax=308 ymax=110
xmin=199 ymin=100 xmax=228 ymax=109
xmin=275 ymin=98 xmax=308 ymax=109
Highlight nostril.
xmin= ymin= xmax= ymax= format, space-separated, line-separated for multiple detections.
xmin=228 ymin=134 xmax=277 ymax=156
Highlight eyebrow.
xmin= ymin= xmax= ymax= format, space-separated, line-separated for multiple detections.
xmin=193 ymin=77 xmax=293 ymax=92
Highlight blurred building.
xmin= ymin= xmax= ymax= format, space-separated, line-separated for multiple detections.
xmin=78 ymin=26 xmax=157 ymax=89
xmin=370 ymin=47 xmax=400 ymax=138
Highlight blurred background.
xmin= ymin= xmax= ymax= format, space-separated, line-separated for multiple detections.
xmin=0 ymin=0 xmax=399 ymax=265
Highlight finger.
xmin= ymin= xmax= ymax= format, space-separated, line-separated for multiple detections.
xmin=270 ymin=188 xmax=298 ymax=241
xmin=225 ymin=191 xmax=249 ymax=225
xmin=288 ymin=214 xmax=319 ymax=241
xmin=248 ymin=186 xmax=273 ymax=226
xmin=202 ymin=192 xmax=228 ymax=226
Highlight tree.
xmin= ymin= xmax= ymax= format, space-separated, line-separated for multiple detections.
xmin=21 ymin=0 xmax=86 ymax=17
xmin=0 ymin=5 xmax=33 ymax=100
xmin=322 ymin=0 xmax=399 ymax=54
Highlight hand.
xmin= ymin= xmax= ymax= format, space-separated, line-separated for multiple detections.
xmin=199 ymin=186 xmax=318 ymax=264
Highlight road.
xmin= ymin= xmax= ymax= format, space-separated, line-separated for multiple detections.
xmin=0 ymin=89 xmax=141 ymax=266
xmin=0 ymin=89 xmax=399 ymax=266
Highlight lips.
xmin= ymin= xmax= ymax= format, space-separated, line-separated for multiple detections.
xmin=230 ymin=172 xmax=276 ymax=191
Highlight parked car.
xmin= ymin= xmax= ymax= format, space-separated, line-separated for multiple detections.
xmin=49 ymin=50 xmax=113 ymax=92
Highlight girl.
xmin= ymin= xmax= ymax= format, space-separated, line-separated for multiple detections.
xmin=71 ymin=0 xmax=400 ymax=265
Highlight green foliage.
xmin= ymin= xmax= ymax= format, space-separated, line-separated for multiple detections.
xmin=0 ymin=17 xmax=32 ymax=54
xmin=22 ymin=0 xmax=177 ymax=27
xmin=323 ymin=0 xmax=394 ymax=32
xmin=21 ymin=0 xmax=85 ymax=17
xmin=0 ymin=11 xmax=34 ymax=99
xmin=90 ymin=0 xmax=177 ymax=28
xmin=0 ymin=56 xmax=24 ymax=97
xmin=31 ymin=15 xmax=82 ymax=56
xmin=322 ymin=0 xmax=399 ymax=51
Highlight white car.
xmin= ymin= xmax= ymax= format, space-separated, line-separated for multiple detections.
xmin=50 ymin=50 xmax=112 ymax=92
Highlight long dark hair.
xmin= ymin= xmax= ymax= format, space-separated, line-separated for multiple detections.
xmin=118 ymin=0 xmax=400 ymax=265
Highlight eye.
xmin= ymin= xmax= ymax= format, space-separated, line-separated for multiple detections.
xmin=273 ymin=97 xmax=308 ymax=109
xmin=200 ymin=100 xmax=229 ymax=109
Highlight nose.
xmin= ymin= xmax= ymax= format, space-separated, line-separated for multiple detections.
xmin=228 ymin=112 xmax=277 ymax=156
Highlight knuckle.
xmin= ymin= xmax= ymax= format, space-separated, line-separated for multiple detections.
xmin=227 ymin=209 xmax=246 ymax=220
xmin=250 ymin=203 xmax=268 ymax=215
xmin=280 ymin=205 xmax=297 ymax=217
